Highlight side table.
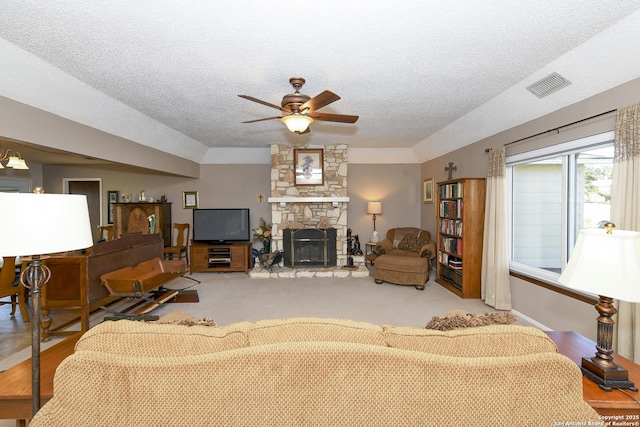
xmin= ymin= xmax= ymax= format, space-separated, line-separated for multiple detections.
xmin=0 ymin=332 xmax=82 ymax=425
xmin=545 ymin=331 xmax=640 ymax=416
xmin=365 ymin=242 xmax=378 ymax=266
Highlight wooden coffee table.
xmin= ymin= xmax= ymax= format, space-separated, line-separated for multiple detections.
xmin=546 ymin=331 xmax=640 ymax=416
xmin=0 ymin=332 xmax=82 ymax=426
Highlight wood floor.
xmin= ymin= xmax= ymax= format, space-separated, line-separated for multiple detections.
xmin=0 ymin=301 xmax=80 ymax=362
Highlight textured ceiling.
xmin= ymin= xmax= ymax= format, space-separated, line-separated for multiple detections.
xmin=1 ymin=1 xmax=640 ymax=164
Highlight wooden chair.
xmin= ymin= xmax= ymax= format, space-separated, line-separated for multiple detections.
xmin=99 ymin=225 xmax=115 ymax=241
xmin=163 ymin=223 xmax=190 ymax=264
xmin=0 ymin=256 xmax=29 ymax=323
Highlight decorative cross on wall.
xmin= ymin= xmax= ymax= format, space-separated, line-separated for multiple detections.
xmin=445 ymin=162 xmax=457 ymax=180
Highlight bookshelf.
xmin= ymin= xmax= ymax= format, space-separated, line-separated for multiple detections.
xmin=435 ymin=178 xmax=486 ymax=298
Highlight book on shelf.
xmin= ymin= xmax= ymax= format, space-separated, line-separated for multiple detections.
xmin=447 ymin=256 xmax=462 ymax=269
xmin=439 ymin=182 xmax=464 ymax=199
xmin=439 ymin=237 xmax=463 ymax=255
xmin=439 ymin=218 xmax=463 ymax=236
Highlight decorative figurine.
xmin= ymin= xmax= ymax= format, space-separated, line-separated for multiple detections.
xmin=353 ymin=235 xmax=363 ymax=256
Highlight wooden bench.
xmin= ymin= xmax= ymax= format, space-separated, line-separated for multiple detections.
xmin=100 ymin=258 xmax=188 ymax=319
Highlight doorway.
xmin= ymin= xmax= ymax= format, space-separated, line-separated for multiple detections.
xmin=64 ymin=179 xmax=101 ymax=243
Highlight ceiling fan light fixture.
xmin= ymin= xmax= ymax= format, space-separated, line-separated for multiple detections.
xmin=281 ymin=114 xmax=313 ymax=133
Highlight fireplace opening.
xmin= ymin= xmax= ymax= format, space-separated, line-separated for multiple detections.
xmin=283 ymin=228 xmax=337 ymax=267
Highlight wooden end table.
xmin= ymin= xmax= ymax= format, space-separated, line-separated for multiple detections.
xmin=0 ymin=332 xmax=82 ymax=426
xmin=546 ymin=331 xmax=640 ymax=416
xmin=365 ymin=242 xmax=378 ymax=266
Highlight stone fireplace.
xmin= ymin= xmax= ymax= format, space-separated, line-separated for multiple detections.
xmin=268 ymin=144 xmax=349 ymax=266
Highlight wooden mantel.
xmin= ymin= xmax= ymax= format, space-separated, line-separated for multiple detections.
xmin=268 ymin=196 xmax=350 ymax=207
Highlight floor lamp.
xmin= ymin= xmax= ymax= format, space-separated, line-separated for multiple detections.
xmin=0 ymin=192 xmax=93 ymax=415
xmin=558 ymin=224 xmax=640 ymax=392
xmin=367 ymin=201 xmax=382 ymax=232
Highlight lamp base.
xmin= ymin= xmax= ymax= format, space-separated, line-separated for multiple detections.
xmin=581 ymin=356 xmax=638 ymax=392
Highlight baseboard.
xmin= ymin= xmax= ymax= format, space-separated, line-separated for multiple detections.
xmin=511 ymin=309 xmax=552 ymax=331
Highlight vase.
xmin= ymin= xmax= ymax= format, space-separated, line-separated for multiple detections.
xmin=263 ymin=240 xmax=271 ymax=253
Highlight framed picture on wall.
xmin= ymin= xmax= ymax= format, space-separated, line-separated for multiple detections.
xmin=107 ymin=190 xmax=119 ymax=224
xmin=423 ymin=178 xmax=434 ymax=203
xmin=183 ymin=191 xmax=199 ymax=209
xmin=294 ymin=148 xmax=324 ymax=186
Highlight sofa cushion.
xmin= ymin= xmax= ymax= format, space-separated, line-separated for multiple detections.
xmin=383 ymin=324 xmax=558 ymax=357
xmin=75 ymin=319 xmax=252 ymax=357
xmin=248 ymin=317 xmax=386 ymax=347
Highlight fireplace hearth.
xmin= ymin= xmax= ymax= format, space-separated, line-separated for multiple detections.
xmin=283 ymin=228 xmax=337 ymax=268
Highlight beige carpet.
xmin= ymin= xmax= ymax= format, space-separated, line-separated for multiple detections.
xmin=0 ymin=269 xmax=533 ymax=371
xmin=139 ymin=269 xmax=530 ymax=327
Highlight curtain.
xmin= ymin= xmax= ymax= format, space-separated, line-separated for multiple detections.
xmin=610 ymin=101 xmax=640 ymax=363
xmin=481 ymin=146 xmax=512 ymax=310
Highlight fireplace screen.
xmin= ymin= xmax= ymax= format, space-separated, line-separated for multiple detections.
xmin=283 ymin=228 xmax=337 ymax=267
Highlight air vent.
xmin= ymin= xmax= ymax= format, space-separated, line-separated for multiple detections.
xmin=526 ymin=72 xmax=572 ymax=98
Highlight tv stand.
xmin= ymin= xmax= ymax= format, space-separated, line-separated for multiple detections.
xmin=190 ymin=241 xmax=253 ymax=274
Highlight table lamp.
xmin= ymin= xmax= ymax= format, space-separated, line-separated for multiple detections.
xmin=367 ymin=201 xmax=382 ymax=232
xmin=0 ymin=192 xmax=93 ymax=415
xmin=558 ymin=223 xmax=640 ymax=392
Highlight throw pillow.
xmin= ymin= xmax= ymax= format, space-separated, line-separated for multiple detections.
xmin=155 ymin=311 xmax=216 ymax=326
xmin=397 ymin=233 xmax=423 ymax=253
xmin=425 ymin=311 xmax=517 ymax=331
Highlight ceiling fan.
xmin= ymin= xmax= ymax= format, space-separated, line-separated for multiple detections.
xmin=238 ymin=77 xmax=359 ymax=134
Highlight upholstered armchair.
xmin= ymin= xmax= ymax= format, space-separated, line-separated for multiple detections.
xmin=374 ymin=227 xmax=436 ymax=265
xmin=373 ymin=227 xmax=436 ymax=290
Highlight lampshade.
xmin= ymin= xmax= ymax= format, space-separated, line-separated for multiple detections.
xmin=367 ymin=201 xmax=382 ymax=215
xmin=281 ymin=114 xmax=313 ymax=133
xmin=6 ymin=156 xmax=29 ymax=169
xmin=0 ymin=193 xmax=93 ymax=257
xmin=558 ymin=228 xmax=640 ymax=303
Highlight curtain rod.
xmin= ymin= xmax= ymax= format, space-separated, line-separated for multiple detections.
xmin=484 ymin=108 xmax=617 ymax=153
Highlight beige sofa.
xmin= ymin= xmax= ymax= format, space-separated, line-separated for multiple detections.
xmin=30 ymin=318 xmax=599 ymax=426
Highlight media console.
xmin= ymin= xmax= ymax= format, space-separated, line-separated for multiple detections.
xmin=189 ymin=241 xmax=253 ymax=274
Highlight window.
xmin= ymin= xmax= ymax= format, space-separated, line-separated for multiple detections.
xmin=507 ymin=132 xmax=614 ymax=282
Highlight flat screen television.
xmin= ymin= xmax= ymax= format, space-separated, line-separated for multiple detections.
xmin=192 ymin=208 xmax=251 ymax=244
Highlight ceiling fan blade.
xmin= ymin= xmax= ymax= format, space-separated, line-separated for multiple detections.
xmin=309 ymin=112 xmax=359 ymax=124
xmin=241 ymin=116 xmax=282 ymax=123
xmin=238 ymin=94 xmax=289 ymax=112
xmin=300 ymin=90 xmax=340 ymax=112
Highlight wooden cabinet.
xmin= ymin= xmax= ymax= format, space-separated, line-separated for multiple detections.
xmin=37 ymin=233 xmax=163 ymax=339
xmin=435 ymin=178 xmax=485 ymax=298
xmin=190 ymin=241 xmax=253 ymax=274
xmin=113 ymin=202 xmax=172 ymax=247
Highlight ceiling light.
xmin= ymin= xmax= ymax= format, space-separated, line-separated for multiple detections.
xmin=0 ymin=149 xmax=29 ymax=170
xmin=281 ymin=114 xmax=313 ymax=133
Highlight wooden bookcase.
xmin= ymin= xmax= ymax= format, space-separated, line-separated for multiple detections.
xmin=435 ymin=178 xmax=486 ymax=298
xmin=190 ymin=241 xmax=253 ymax=274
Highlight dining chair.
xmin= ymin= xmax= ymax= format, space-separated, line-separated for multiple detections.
xmin=163 ymin=223 xmax=190 ymax=264
xmin=0 ymin=256 xmax=29 ymax=323
xmin=98 ymin=225 xmax=115 ymax=241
